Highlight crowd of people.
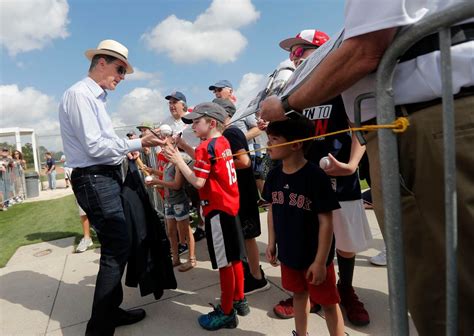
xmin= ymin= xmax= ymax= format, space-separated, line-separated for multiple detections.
xmin=0 ymin=148 xmax=27 ymax=211
xmin=57 ymin=1 xmax=473 ymax=335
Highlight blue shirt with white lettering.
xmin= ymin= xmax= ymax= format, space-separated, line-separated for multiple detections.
xmin=263 ymin=162 xmax=340 ymax=270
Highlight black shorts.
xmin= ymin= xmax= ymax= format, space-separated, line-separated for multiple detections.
xmin=238 ymin=207 xmax=261 ymax=239
xmin=205 ymin=210 xmax=246 ymax=269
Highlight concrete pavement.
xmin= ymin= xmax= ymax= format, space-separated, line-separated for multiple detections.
xmin=0 ymin=208 xmax=418 ymax=335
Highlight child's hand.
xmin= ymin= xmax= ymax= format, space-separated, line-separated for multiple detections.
xmin=127 ymin=151 xmax=140 ymax=160
xmin=175 ymin=135 xmax=187 ymax=149
xmin=322 ymin=153 xmax=357 ymax=176
xmin=144 ymin=178 xmax=155 ymax=186
xmin=163 ymin=143 xmax=181 ymax=164
xmin=306 ymin=262 xmax=327 ymax=286
xmin=143 ymin=166 xmax=154 ymax=174
xmin=266 ymin=245 xmax=279 ymax=266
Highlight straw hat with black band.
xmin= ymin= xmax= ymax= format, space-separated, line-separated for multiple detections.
xmin=85 ymin=39 xmax=134 ymax=74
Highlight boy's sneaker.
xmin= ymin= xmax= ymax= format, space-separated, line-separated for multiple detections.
xmin=198 ymin=304 xmax=238 ymax=331
xmin=193 ymin=227 xmax=206 ymax=242
xmin=178 ymin=243 xmax=188 ymax=256
xmin=76 ymin=237 xmax=93 ymax=253
xmin=337 ymin=282 xmax=370 ymax=326
xmin=370 ymin=248 xmax=387 ymax=266
xmin=244 ymin=267 xmax=271 ymax=295
xmin=233 ymin=297 xmax=250 ymax=316
xmin=273 ymin=297 xmax=321 ymax=319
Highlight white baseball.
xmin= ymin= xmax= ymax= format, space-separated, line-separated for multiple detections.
xmin=159 ymin=124 xmax=172 ymax=136
xmin=319 ymin=156 xmax=331 ymax=170
xmin=145 ymin=175 xmax=153 ymax=182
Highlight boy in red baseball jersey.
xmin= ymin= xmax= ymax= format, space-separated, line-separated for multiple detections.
xmin=164 ymin=102 xmax=247 ymax=331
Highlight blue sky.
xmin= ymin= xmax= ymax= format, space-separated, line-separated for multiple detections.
xmin=1 ymin=0 xmax=344 ymax=150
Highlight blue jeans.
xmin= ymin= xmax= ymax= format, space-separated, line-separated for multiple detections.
xmin=47 ymin=170 xmax=56 ymax=189
xmin=71 ymin=168 xmax=130 ymax=335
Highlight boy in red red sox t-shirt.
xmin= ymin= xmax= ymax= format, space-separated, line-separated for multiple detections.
xmin=163 ymin=102 xmax=247 ymax=331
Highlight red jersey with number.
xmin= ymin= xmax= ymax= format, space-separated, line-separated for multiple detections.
xmin=194 ymin=136 xmax=239 ymax=217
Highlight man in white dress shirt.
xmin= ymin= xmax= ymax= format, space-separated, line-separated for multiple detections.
xmin=59 ymin=39 xmax=163 ymax=336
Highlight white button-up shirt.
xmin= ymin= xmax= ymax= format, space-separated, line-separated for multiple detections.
xmin=341 ymin=0 xmax=474 ymax=122
xmin=59 ymin=77 xmax=142 ymax=168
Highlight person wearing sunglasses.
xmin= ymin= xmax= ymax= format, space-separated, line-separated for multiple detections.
xmin=268 ymin=29 xmax=373 ymax=329
xmin=209 ymin=79 xmax=235 ymax=101
xmin=59 ymin=39 xmax=166 ymax=336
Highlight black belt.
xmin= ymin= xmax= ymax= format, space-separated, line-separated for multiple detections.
xmin=396 ymin=86 xmax=474 ymax=116
xmin=400 ymin=23 xmax=474 ymax=63
xmin=73 ymin=164 xmax=121 ymax=174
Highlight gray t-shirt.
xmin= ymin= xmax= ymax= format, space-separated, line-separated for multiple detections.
xmin=163 ymin=163 xmax=188 ymax=205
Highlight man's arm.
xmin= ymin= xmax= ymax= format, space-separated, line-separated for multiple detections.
xmin=245 ymin=126 xmax=262 ymax=141
xmin=233 ymin=149 xmax=251 ymax=169
xmin=260 ymin=28 xmax=397 ymax=121
xmin=146 ymin=166 xmax=185 ymax=190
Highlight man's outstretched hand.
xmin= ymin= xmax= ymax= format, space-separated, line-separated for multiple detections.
xmin=141 ymin=129 xmax=167 ymax=148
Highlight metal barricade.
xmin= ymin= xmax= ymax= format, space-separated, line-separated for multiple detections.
xmin=375 ymin=3 xmax=474 ymax=335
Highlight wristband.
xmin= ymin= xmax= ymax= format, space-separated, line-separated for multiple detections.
xmin=280 ymin=95 xmax=303 ymax=119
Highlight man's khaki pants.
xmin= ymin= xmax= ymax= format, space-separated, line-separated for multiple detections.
xmin=366 ymin=96 xmax=474 ymax=336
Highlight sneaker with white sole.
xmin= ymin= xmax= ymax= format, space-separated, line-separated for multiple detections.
xmin=244 ymin=267 xmax=271 ymax=295
xmin=370 ymin=248 xmax=387 ymax=266
xmin=76 ymin=237 xmax=93 ymax=253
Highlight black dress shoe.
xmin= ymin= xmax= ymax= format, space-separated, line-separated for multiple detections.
xmin=114 ymin=308 xmax=146 ymax=327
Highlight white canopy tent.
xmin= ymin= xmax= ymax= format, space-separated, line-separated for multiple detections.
xmin=0 ymin=127 xmax=40 ymax=173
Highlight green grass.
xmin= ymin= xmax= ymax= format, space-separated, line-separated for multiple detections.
xmin=360 ymin=179 xmax=369 ymax=190
xmin=40 ymin=173 xmax=65 ymax=182
xmin=0 ymin=195 xmax=95 ymax=267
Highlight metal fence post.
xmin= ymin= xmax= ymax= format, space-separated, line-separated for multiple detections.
xmin=375 ymin=2 xmax=474 ymax=335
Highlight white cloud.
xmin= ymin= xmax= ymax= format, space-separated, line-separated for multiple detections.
xmin=113 ymin=88 xmax=170 ymax=127
xmin=126 ymin=67 xmax=160 ymax=82
xmin=234 ymin=72 xmax=267 ymax=108
xmin=0 ymin=0 xmax=69 ymax=56
xmin=142 ymin=0 xmax=260 ymax=64
xmin=0 ymin=85 xmax=62 ymax=150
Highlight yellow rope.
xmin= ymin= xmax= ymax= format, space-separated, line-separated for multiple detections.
xmin=215 ymin=117 xmax=410 ymax=160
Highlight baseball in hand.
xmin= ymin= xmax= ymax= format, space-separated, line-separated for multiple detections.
xmin=319 ymin=156 xmax=331 ymax=170
xmin=144 ymin=175 xmax=153 ymax=183
xmin=159 ymin=124 xmax=172 ymax=136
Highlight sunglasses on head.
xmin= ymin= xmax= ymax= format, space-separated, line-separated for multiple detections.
xmin=290 ymin=46 xmax=316 ymax=60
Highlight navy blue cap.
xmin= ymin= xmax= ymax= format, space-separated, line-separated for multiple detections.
xmin=165 ymin=91 xmax=187 ymax=103
xmin=209 ymin=80 xmax=233 ymax=91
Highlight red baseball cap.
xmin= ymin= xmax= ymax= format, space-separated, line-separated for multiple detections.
xmin=279 ymin=29 xmax=330 ymax=51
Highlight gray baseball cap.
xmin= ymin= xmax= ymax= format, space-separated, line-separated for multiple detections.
xmin=212 ymin=98 xmax=236 ymax=117
xmin=182 ymin=102 xmax=228 ymax=124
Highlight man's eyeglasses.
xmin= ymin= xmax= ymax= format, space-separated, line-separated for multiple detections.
xmin=213 ymin=88 xmax=224 ymax=93
xmin=112 ymin=62 xmax=127 ymax=76
xmin=290 ymin=46 xmax=316 ymax=60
